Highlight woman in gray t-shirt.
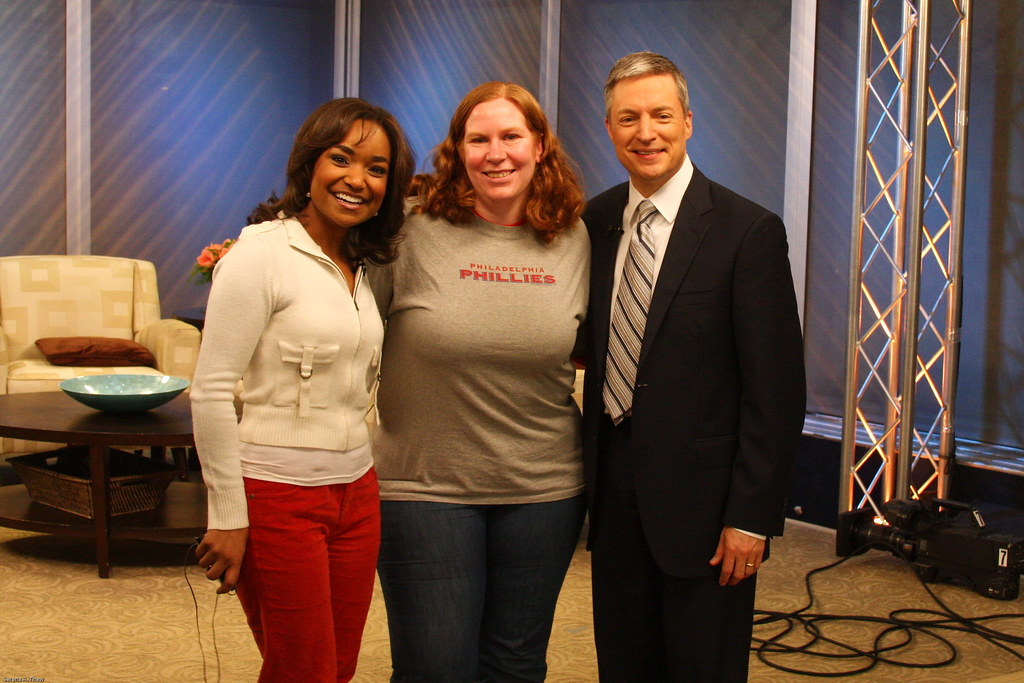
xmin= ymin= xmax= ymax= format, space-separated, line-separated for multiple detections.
xmin=368 ymin=81 xmax=589 ymax=683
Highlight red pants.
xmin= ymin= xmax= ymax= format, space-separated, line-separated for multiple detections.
xmin=237 ymin=469 xmax=381 ymax=683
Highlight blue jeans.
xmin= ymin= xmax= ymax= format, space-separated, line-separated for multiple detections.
xmin=377 ymin=495 xmax=586 ymax=683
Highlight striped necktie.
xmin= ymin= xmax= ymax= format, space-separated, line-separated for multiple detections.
xmin=603 ymin=200 xmax=657 ymax=424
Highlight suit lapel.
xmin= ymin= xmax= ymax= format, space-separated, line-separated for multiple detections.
xmin=637 ymin=169 xmax=714 ymax=371
xmin=590 ymin=186 xmax=629 ymax=378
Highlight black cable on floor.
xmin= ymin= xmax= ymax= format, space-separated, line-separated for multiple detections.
xmin=751 ymin=541 xmax=1024 ymax=677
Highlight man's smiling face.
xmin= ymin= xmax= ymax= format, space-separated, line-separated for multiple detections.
xmin=606 ymin=73 xmax=693 ymax=197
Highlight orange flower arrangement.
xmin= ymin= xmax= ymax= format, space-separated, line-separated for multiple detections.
xmin=188 ymin=238 xmax=236 ymax=284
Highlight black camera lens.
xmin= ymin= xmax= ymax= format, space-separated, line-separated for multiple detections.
xmin=883 ymin=499 xmax=932 ymax=535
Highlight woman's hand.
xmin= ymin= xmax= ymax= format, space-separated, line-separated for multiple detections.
xmin=196 ymin=527 xmax=249 ymax=594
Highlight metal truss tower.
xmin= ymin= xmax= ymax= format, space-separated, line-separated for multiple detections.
xmin=840 ymin=0 xmax=973 ymax=514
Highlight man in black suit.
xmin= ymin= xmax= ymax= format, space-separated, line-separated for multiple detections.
xmin=582 ymin=51 xmax=806 ymax=681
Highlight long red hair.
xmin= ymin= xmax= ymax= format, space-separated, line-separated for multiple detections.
xmin=411 ymin=82 xmax=585 ymax=242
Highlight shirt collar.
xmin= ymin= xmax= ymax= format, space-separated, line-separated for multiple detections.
xmin=283 ymin=217 xmax=324 ymax=255
xmin=625 ymin=155 xmax=693 ymax=226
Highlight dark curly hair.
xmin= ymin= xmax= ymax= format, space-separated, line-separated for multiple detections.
xmin=248 ymin=98 xmax=415 ymax=265
xmin=411 ymin=82 xmax=584 ymax=243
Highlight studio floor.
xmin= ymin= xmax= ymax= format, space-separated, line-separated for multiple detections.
xmin=1 ymin=514 xmax=1023 ymax=681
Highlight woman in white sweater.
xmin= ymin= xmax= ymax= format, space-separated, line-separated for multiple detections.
xmin=191 ymin=98 xmax=413 ymax=683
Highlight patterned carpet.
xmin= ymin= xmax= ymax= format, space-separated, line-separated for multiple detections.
xmin=0 ymin=514 xmax=1022 ymax=682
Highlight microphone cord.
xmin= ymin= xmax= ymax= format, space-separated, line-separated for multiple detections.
xmin=184 ymin=540 xmax=222 ymax=683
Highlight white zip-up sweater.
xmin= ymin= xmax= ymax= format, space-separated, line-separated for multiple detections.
xmin=190 ymin=217 xmax=383 ymax=529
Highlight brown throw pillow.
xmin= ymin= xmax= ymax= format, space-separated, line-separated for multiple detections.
xmin=35 ymin=336 xmax=158 ymax=367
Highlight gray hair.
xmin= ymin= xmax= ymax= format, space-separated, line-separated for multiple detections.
xmin=603 ymin=51 xmax=689 ymax=116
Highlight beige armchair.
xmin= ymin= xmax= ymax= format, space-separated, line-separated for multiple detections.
xmin=0 ymin=255 xmax=201 ymax=455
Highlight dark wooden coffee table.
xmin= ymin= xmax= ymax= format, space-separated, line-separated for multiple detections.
xmin=0 ymin=391 xmax=206 ymax=578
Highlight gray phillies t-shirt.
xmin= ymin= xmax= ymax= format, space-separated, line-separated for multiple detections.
xmin=367 ymin=208 xmax=590 ymax=504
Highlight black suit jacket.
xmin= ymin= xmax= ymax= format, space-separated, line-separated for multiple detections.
xmin=582 ymin=167 xmax=806 ymax=577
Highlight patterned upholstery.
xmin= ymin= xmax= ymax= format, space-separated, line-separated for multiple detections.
xmin=0 ymin=255 xmax=201 ymax=455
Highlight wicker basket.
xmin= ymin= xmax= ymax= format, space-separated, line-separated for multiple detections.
xmin=9 ymin=446 xmax=179 ymax=518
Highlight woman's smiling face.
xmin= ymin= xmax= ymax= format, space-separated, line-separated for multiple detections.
xmin=460 ymin=97 xmax=542 ymax=225
xmin=307 ymin=119 xmax=392 ymax=232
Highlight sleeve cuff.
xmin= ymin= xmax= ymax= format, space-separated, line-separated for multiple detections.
xmin=733 ymin=527 xmax=767 ymax=540
xmin=206 ymin=487 xmax=249 ymax=530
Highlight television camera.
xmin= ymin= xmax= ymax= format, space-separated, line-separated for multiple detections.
xmin=836 ymin=498 xmax=1024 ymax=600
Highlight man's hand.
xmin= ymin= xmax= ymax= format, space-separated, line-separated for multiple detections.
xmin=709 ymin=526 xmax=765 ymax=586
xmin=196 ymin=527 xmax=248 ymax=594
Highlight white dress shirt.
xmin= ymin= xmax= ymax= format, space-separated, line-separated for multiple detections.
xmin=609 ymin=156 xmax=694 ymax=305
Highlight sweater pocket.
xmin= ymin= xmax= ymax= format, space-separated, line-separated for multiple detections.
xmin=276 ymin=341 xmax=341 ymax=417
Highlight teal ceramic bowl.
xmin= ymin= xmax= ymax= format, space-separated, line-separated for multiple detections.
xmin=59 ymin=374 xmax=190 ymax=413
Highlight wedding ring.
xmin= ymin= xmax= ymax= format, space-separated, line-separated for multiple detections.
xmin=745 ymin=563 xmax=755 ymax=567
